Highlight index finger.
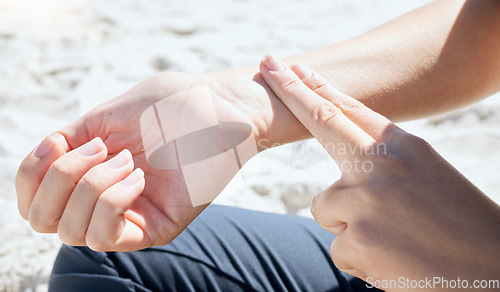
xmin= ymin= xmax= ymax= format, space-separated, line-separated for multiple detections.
xmin=259 ymin=54 xmax=375 ymax=156
xmin=293 ymin=63 xmax=401 ymax=142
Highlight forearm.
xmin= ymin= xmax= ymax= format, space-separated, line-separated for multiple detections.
xmin=212 ymin=0 xmax=500 ymax=149
xmin=299 ymin=0 xmax=500 ymax=120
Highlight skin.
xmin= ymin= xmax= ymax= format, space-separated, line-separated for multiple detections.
xmin=259 ymin=55 xmax=500 ymax=290
xmin=15 ymin=74 xmax=225 ymax=251
xmin=217 ymin=0 xmax=500 ymax=148
xmin=15 ymin=0 xmax=500 ymax=259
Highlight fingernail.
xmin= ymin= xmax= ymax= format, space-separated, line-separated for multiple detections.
xmin=78 ymin=137 xmax=104 ymax=157
xmin=263 ymin=53 xmax=285 ymax=72
xmin=33 ymin=136 xmax=54 ymax=158
xmin=108 ymin=149 xmax=132 ymax=169
xmin=121 ymin=168 xmax=144 ymax=186
xmin=291 ymin=63 xmax=312 ymax=80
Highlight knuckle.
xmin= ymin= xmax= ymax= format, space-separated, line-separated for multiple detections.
xmin=330 ymin=240 xmax=349 ymax=270
xmin=309 ymin=79 xmax=328 ymax=93
xmin=310 ymin=192 xmax=326 ymax=217
xmin=393 ymin=132 xmax=431 ymax=153
xmin=407 ymin=134 xmax=432 ymax=152
xmin=77 ymin=171 xmax=101 ymax=193
xmin=310 ymin=195 xmax=321 ymax=218
xmin=16 ymin=162 xmax=33 ymax=184
xmin=27 ymin=208 xmax=42 ymax=231
xmin=338 ymin=101 xmax=364 ymax=116
xmin=310 ymin=183 xmax=343 ymax=226
xmin=15 ymin=166 xmax=36 ymax=220
xmin=310 ymin=195 xmax=330 ymax=228
xmin=97 ymin=194 xmax=119 ymax=215
xmin=86 ymin=240 xmax=108 ymax=252
xmin=281 ymin=78 xmax=302 ymax=92
xmin=58 ymin=226 xmax=83 ymax=246
xmin=18 ymin=204 xmax=29 ymax=221
xmin=50 ymin=160 xmax=74 ymax=183
xmin=28 ymin=214 xmax=55 ymax=233
xmin=313 ymin=103 xmax=341 ymax=124
xmin=371 ymin=134 xmax=433 ymax=176
xmin=86 ymin=232 xmax=111 ymax=252
xmin=28 ymin=219 xmax=43 ymax=233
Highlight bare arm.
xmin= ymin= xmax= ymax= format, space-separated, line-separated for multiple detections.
xmin=212 ymin=0 xmax=500 ymax=148
xmin=16 ymin=0 xmax=500 ymax=251
xmin=258 ymin=54 xmax=500 ymax=290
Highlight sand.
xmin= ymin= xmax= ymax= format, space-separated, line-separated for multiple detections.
xmin=1 ymin=0 xmax=499 ymax=291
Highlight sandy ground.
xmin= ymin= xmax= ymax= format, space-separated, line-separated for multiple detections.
xmin=1 ymin=0 xmax=499 ymax=291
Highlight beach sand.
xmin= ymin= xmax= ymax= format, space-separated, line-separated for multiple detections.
xmin=1 ymin=0 xmax=499 ymax=291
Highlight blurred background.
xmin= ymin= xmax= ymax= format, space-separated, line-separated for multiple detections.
xmin=1 ymin=0 xmax=499 ymax=291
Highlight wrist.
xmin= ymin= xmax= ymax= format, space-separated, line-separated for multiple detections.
xmin=206 ymin=66 xmax=311 ymax=152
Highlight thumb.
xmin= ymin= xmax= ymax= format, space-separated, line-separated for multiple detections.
xmin=58 ymin=114 xmax=97 ymax=151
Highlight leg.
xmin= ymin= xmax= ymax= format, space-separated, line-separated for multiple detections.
xmin=49 ymin=205 xmax=377 ymax=291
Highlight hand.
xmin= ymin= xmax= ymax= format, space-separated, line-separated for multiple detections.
xmin=15 ymin=71 xmax=284 ymax=252
xmin=259 ymin=54 xmax=500 ymax=289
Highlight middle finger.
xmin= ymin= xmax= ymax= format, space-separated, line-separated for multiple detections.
xmin=57 ymin=149 xmax=134 ymax=246
xmin=28 ymin=137 xmax=107 ymax=233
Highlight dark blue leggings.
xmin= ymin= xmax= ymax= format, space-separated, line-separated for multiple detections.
xmin=49 ymin=205 xmax=378 ymax=291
